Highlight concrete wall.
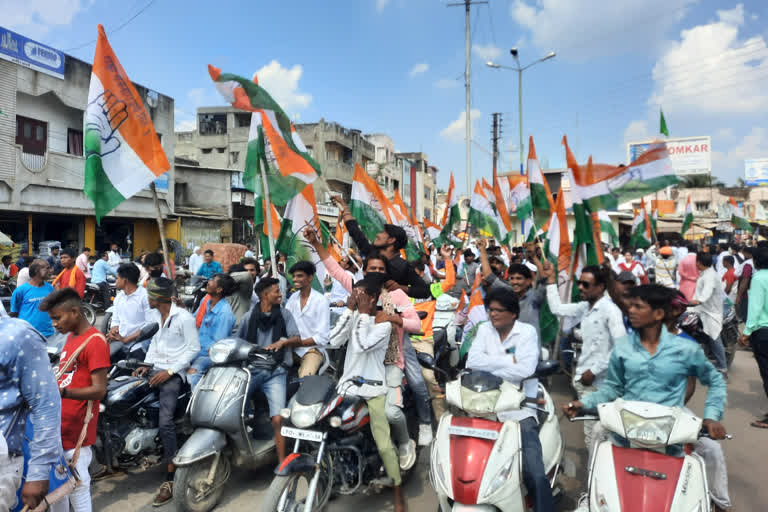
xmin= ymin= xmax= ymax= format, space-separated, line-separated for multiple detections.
xmin=174 ymin=164 xmax=233 ymax=218
xmin=16 ymin=91 xmax=82 ymax=153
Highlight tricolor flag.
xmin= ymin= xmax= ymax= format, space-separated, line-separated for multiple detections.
xmin=528 ymin=136 xmax=554 ymax=230
xmin=208 ymin=65 xmax=319 ymax=206
xmin=629 ymin=199 xmax=652 ymax=249
xmin=350 ymin=163 xmax=390 ymax=242
xmin=424 ymin=219 xmax=442 ymax=243
xmin=563 ymin=136 xmax=602 ymax=267
xmin=730 ymin=197 xmax=754 ymax=233
xmin=481 ymin=178 xmax=495 ymax=203
xmin=275 ymin=185 xmax=328 ymax=291
xmin=254 ymin=196 xmax=282 ymax=259
xmin=570 ymin=142 xmax=676 ymax=213
xmin=84 ymin=25 xmax=170 ymax=222
xmin=681 ymin=196 xmax=694 ymax=236
xmin=459 ymin=286 xmax=488 ymax=359
xmin=391 ymin=189 xmax=423 ymax=259
xmin=597 ymin=210 xmax=619 ymax=247
xmin=492 ymin=177 xmax=513 ymax=244
xmin=650 ymin=208 xmax=659 ymax=240
xmin=468 ymin=181 xmax=507 ymax=242
xmin=439 ymin=173 xmax=463 ymax=247
xmin=540 ymin=192 xmax=570 ymax=347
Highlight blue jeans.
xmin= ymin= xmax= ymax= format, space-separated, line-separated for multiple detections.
xmin=246 ymin=366 xmax=287 ymax=418
xmin=187 ymin=355 xmax=213 ymax=389
xmin=402 ymin=336 xmax=432 ymax=425
xmin=520 ymin=417 xmax=554 ymax=512
xmin=710 ymin=335 xmax=728 ymax=371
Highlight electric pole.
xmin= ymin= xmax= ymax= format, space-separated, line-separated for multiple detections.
xmin=491 ymin=112 xmax=502 ymax=184
xmin=449 ymin=0 xmax=487 ymax=198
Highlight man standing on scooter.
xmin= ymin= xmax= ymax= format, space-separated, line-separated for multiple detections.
xmin=284 ymin=261 xmax=330 ymax=378
xmin=135 ymin=278 xmax=201 ymax=507
xmin=466 ymin=287 xmax=554 ymax=512
xmin=564 ymin=285 xmax=727 ymax=440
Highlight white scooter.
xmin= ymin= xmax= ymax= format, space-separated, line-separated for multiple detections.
xmin=430 ymin=361 xmax=564 ymax=511
xmin=573 ymin=400 xmax=729 ymax=511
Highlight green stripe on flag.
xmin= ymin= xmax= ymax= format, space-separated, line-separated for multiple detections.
xmin=84 ymin=156 xmax=125 ymax=224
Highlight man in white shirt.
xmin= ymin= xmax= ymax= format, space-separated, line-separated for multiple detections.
xmin=188 ymin=246 xmax=203 ymax=275
xmin=244 ymin=243 xmax=255 ymax=259
xmin=107 ymin=263 xmax=151 ymax=358
xmin=134 ymin=277 xmax=200 ymax=506
xmin=466 ymin=286 xmax=553 ymax=512
xmin=689 ymin=252 xmax=728 ymax=372
xmin=283 ymin=261 xmax=330 ymax=377
xmin=75 ymin=247 xmax=91 ymax=279
xmin=108 ymin=243 xmax=122 ymax=269
xmin=542 ymin=262 xmax=626 ymax=454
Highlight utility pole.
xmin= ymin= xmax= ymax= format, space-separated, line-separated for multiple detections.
xmin=449 ymin=0 xmax=487 ymax=197
xmin=491 ymin=112 xmax=502 ymax=184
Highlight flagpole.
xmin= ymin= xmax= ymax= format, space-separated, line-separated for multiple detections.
xmin=327 ymin=233 xmax=363 ymax=274
xmin=150 ymin=182 xmax=172 ymax=280
xmin=551 ymin=246 xmax=578 ymax=363
xmin=260 ymin=168 xmax=279 ymax=279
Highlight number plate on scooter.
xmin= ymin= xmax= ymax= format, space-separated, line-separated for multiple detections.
xmin=447 ymin=425 xmax=499 ymax=440
xmin=281 ymin=427 xmax=323 ymax=442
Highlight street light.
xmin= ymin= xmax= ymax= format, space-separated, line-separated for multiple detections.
xmin=487 ymin=50 xmax=556 ymax=174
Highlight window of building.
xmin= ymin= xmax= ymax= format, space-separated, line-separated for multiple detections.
xmin=424 ymin=188 xmax=431 ymax=200
xmin=67 ymin=128 xmax=83 ymax=156
xmin=392 ymin=179 xmax=399 ymax=190
xmin=424 ymin=209 xmax=431 ymax=221
xmin=695 ymin=201 xmax=710 ymax=211
xmin=217 ymin=147 xmax=226 ymax=153
xmin=234 ymin=113 xmax=251 ymax=127
xmin=201 ymin=148 xmax=213 ymax=154
xmin=305 ymin=145 xmax=314 ymax=157
xmin=231 ymin=151 xmax=240 ymax=164
xmin=762 ymin=200 xmax=768 ymax=209
xmin=198 ymin=113 xmax=227 ymax=135
xmin=15 ymin=115 xmax=47 ymax=155
xmin=156 ymin=132 xmax=163 ymax=143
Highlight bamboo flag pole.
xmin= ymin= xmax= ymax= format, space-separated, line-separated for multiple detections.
xmin=260 ymin=169 xmax=279 ymax=279
xmin=150 ymin=182 xmax=172 ymax=279
xmin=551 ymin=244 xmax=578 ymax=363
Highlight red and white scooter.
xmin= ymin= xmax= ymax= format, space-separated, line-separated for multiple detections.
xmin=429 ymin=361 xmax=564 ymax=511
xmin=574 ymin=400 xmax=729 ymax=511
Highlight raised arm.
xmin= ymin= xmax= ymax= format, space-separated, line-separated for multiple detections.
xmin=332 ymin=196 xmax=374 ymax=256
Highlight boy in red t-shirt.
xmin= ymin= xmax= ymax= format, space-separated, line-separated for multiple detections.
xmin=41 ymin=288 xmax=110 ymax=512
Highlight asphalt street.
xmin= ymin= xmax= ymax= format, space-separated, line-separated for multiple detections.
xmin=92 ymin=347 xmax=767 ymax=511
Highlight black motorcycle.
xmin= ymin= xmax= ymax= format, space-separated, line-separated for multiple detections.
xmin=94 ymin=324 xmax=191 ymax=476
xmin=679 ymin=310 xmax=737 ymax=369
xmin=180 ymin=275 xmax=208 ymax=312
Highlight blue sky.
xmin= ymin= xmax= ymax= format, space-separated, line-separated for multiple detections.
xmin=6 ymin=0 xmax=768 ymax=194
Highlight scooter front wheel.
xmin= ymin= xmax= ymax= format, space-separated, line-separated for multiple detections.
xmin=173 ymin=455 xmax=231 ymax=512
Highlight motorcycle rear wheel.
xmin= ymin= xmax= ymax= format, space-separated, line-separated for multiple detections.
xmin=173 ymin=455 xmax=231 ymax=512
xmin=82 ymin=302 xmax=96 ymax=326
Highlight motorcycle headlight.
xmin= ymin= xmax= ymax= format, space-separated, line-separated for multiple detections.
xmin=621 ymin=409 xmax=676 ymax=449
xmin=460 ymin=388 xmax=500 ymax=416
xmin=209 ymin=339 xmax=237 ymax=364
xmin=291 ymin=402 xmax=323 ymax=429
xmin=482 ymin=451 xmax=518 ymax=499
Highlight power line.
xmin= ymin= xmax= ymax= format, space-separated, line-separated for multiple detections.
xmin=64 ymin=0 xmax=159 ymax=52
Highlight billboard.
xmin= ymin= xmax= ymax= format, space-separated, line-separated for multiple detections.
xmin=0 ymin=26 xmax=66 ymax=79
xmin=627 ymin=136 xmax=711 ymax=176
xmin=745 ymin=158 xmax=768 ymax=187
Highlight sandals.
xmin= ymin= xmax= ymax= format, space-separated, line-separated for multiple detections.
xmin=750 ymin=419 xmax=768 ymax=429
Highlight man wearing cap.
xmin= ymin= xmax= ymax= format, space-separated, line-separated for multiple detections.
xmin=655 ymin=246 xmax=677 ymax=288
xmin=136 ymin=278 xmax=200 ymax=506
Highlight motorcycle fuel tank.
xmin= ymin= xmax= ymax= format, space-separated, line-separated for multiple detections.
xmin=105 ymin=376 xmax=154 ymax=415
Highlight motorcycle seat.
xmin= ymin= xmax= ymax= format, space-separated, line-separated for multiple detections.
xmin=86 ymin=282 xmax=101 ymax=291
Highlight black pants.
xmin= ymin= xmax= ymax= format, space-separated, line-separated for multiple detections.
xmin=97 ymin=281 xmax=111 ymax=308
xmin=157 ymin=374 xmax=183 ymax=464
xmin=751 ymin=328 xmax=768 ymax=400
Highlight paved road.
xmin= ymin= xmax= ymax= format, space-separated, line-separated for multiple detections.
xmin=93 ymin=348 xmax=766 ymax=511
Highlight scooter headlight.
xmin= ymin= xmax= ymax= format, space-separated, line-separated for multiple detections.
xmin=620 ymin=409 xmax=675 ymax=450
xmin=482 ymin=451 xmax=518 ymax=499
xmin=209 ymin=339 xmax=237 ymax=364
xmin=291 ymin=402 xmax=323 ymax=429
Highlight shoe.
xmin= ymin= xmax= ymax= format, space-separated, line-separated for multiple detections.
xmin=418 ymin=423 xmax=433 ymax=446
xmin=153 ymin=481 xmax=173 ymax=507
xmin=398 ymin=439 xmax=417 ymax=471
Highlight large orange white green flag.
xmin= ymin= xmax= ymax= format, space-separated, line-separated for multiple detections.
xmin=391 ymin=189 xmax=423 ymax=259
xmin=468 ymin=181 xmax=508 ymax=242
xmin=528 ymin=136 xmax=555 ymax=229
xmin=350 ymin=163 xmax=391 ymax=242
xmin=84 ymin=25 xmax=169 ymax=222
xmin=460 ymin=286 xmax=488 ymax=358
xmin=730 ymin=197 xmax=754 ymax=233
xmin=208 ymin=65 xmax=319 ymax=206
xmin=439 ymin=173 xmax=463 ymax=247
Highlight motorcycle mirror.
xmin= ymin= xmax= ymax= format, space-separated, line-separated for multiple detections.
xmin=137 ymin=323 xmax=159 ymax=342
xmin=417 ymin=310 xmax=428 ymax=320
xmin=533 ymin=360 xmax=560 ymax=378
xmin=416 ymin=351 xmax=436 ymax=369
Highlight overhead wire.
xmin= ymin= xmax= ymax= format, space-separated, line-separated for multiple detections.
xmin=63 ymin=0 xmax=159 ymax=52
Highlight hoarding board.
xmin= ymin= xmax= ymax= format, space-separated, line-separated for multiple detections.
xmin=627 ymin=136 xmax=711 ymax=176
xmin=745 ymin=158 xmax=768 ymax=187
xmin=0 ymin=26 xmax=65 ymax=79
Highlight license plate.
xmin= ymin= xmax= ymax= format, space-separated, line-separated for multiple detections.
xmin=281 ymin=427 xmax=323 ymax=442
xmin=447 ymin=425 xmax=499 ymax=440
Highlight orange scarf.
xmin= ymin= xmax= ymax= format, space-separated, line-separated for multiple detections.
xmin=53 ymin=267 xmax=79 ymax=289
xmin=195 ymin=294 xmax=211 ymax=328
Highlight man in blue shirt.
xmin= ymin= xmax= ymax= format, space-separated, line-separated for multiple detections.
xmin=564 ymin=285 xmax=727 ymax=441
xmin=196 ymin=250 xmax=223 ymax=279
xmin=187 ymin=273 xmax=237 ymax=388
xmin=10 ymin=259 xmax=55 ymax=339
xmin=92 ymin=250 xmax=117 ymax=308
xmin=0 ymin=316 xmax=61 ymax=510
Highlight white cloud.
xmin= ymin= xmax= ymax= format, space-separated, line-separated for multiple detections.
xmin=175 ymin=119 xmax=196 ymax=132
xmin=434 ymin=78 xmax=459 ymax=89
xmin=409 ymin=63 xmax=429 ymax=77
xmin=472 ymin=43 xmax=502 ymax=62
xmin=1 ymin=0 xmax=87 ymax=38
xmin=624 ymin=120 xmax=650 ymax=143
xmin=649 ymin=5 xmax=768 ymax=115
xmin=510 ymin=0 xmax=696 ymax=59
xmin=712 ymin=126 xmax=767 ymax=182
xmin=376 ymin=0 xmax=390 ymax=13
xmin=254 ymin=60 xmax=312 ymax=113
xmin=440 ymin=109 xmax=481 ymax=143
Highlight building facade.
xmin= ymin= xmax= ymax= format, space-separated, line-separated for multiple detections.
xmin=0 ymin=26 xmax=176 ymax=257
xmin=395 ymin=152 xmax=438 ymax=222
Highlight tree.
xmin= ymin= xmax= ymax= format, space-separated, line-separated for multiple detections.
xmin=676 ymin=175 xmax=725 ymax=188
xmin=736 ymin=177 xmax=746 ymax=187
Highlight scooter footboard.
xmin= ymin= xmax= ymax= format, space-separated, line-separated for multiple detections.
xmin=173 ymin=428 xmax=226 ymax=466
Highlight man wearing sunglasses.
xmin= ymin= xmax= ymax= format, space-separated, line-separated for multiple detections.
xmin=541 ymin=262 xmax=626 ymax=454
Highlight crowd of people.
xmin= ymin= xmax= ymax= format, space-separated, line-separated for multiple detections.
xmin=1 ymin=212 xmax=768 ymax=511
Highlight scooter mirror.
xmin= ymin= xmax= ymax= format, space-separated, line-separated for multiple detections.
xmin=416 ymin=351 xmax=436 ymax=369
xmin=533 ymin=360 xmax=560 ymax=378
xmin=137 ymin=323 xmax=159 ymax=341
